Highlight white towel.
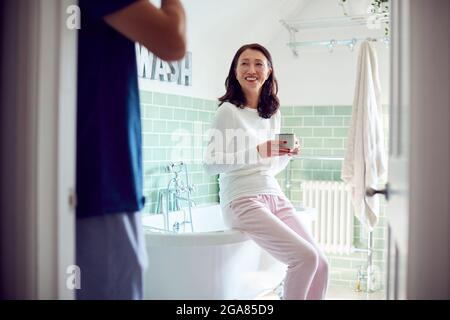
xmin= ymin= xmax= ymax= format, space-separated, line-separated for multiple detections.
xmin=341 ymin=40 xmax=387 ymax=231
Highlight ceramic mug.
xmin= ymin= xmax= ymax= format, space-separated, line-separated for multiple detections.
xmin=275 ymin=133 xmax=296 ymax=150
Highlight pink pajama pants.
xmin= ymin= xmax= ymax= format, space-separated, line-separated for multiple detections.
xmin=222 ymin=194 xmax=329 ymax=300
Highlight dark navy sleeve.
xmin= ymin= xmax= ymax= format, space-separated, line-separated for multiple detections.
xmin=80 ymin=0 xmax=139 ymax=19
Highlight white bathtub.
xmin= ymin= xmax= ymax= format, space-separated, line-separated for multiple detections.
xmin=141 ymin=203 xmax=316 ymax=300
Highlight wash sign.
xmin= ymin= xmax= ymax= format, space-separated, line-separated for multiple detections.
xmin=136 ymin=44 xmax=192 ymax=86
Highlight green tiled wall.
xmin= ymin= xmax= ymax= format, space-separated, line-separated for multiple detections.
xmin=140 ymin=90 xmax=219 ymax=213
xmin=276 ymin=104 xmax=389 ymax=290
xmin=140 ymin=90 xmax=389 ymax=291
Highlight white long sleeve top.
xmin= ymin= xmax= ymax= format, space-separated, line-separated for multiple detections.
xmin=203 ymin=102 xmax=290 ymax=206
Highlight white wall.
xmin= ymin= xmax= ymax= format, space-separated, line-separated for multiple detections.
xmin=139 ymin=0 xmax=389 ymax=106
xmin=270 ymin=27 xmax=390 ymax=106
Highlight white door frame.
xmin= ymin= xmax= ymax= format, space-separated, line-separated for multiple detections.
xmin=0 ymin=0 xmax=77 ymax=299
xmin=386 ymin=0 xmax=450 ymax=300
xmin=407 ymin=0 xmax=450 ymax=299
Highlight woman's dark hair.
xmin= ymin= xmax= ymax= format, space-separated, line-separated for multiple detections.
xmin=218 ymin=43 xmax=279 ymax=119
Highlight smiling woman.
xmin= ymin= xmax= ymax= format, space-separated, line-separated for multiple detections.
xmin=235 ymin=49 xmax=272 ymax=108
xmin=203 ymin=43 xmax=328 ymax=300
xmin=218 ymin=43 xmax=279 ymax=119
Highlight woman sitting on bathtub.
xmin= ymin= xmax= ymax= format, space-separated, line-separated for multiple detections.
xmin=203 ymin=43 xmax=329 ymax=300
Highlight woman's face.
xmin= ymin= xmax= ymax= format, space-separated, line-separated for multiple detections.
xmin=235 ymin=48 xmax=272 ymax=97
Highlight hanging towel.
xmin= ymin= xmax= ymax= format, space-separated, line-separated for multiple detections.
xmin=341 ymin=40 xmax=387 ymax=231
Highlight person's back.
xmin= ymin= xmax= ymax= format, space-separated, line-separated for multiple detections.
xmin=76 ymin=0 xmax=186 ymax=300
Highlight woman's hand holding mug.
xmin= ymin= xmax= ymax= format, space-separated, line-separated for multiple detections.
xmin=257 ymin=138 xmax=300 ymax=158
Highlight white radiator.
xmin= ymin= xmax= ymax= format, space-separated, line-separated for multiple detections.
xmin=302 ymin=181 xmax=354 ymax=255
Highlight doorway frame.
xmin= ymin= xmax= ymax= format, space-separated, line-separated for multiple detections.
xmin=0 ymin=0 xmax=77 ymax=299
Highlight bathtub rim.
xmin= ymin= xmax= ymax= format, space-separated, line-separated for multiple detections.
xmin=142 ymin=202 xmax=317 ymax=247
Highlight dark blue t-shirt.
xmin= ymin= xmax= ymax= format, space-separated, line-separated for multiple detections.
xmin=76 ymin=0 xmax=145 ymax=217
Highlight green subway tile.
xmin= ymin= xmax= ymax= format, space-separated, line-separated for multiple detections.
xmin=373 ymin=251 xmax=386 ymax=261
xmin=197 ymin=184 xmax=209 ymax=195
xmin=208 ymin=184 xmax=219 ymax=194
xmin=293 ymin=128 xmax=313 ymax=137
xmin=314 ymin=106 xmax=333 ymax=115
xmin=159 ymin=134 xmax=172 ymax=145
xmin=143 ymin=163 xmax=159 ymax=176
xmin=204 ymin=99 xmax=218 ymax=111
xmin=302 ymin=159 xmax=322 ymax=170
xmin=290 ymin=161 xmax=302 ymax=170
xmin=139 ymin=91 xmax=153 ymax=104
xmin=142 ymin=148 xmax=152 ymax=161
xmin=141 ymin=119 xmax=152 ymax=133
xmin=192 ymin=98 xmax=204 ymax=109
xmin=159 ymin=107 xmax=173 ymax=120
xmin=167 ymin=94 xmax=180 ymax=107
xmin=333 ymin=128 xmax=349 ymax=137
xmin=313 ymin=128 xmax=333 ymax=137
xmin=290 ymin=192 xmax=301 ymax=202
xmin=153 ymin=92 xmax=167 ymax=106
xmin=154 ymin=172 xmax=169 ymax=184
xmin=145 ymin=105 xmax=159 ymax=119
xmin=280 ymin=106 xmax=294 ymax=116
xmin=293 ymin=106 xmax=313 ymax=115
xmin=180 ymin=95 xmax=193 ymax=108
xmin=298 ymin=170 xmax=313 ymax=180
xmin=284 ymin=117 xmax=302 ymax=127
xmin=350 ymin=259 xmax=366 ymax=270
xmin=152 ymin=148 xmax=166 ymax=161
xmin=192 ymin=173 xmax=203 ymax=184
xmin=166 ymin=121 xmax=180 ymax=132
xmin=332 ymin=149 xmax=345 ymax=157
xmin=330 ymin=258 xmax=352 ymax=269
xmin=143 ymin=178 xmax=152 ymax=190
xmin=323 ymin=138 xmax=344 ymax=148
xmin=207 ymin=175 xmax=219 ymax=184
xmin=186 ymin=110 xmax=198 ymax=121
xmin=201 ymin=113 xmax=210 ymax=123
xmin=299 ymin=148 xmax=314 ymax=156
xmin=313 ymin=171 xmax=333 ymax=180
xmin=322 ymin=160 xmax=341 ymax=170
xmin=173 ymin=109 xmax=186 ymax=121
xmin=303 ymin=117 xmax=323 ymax=127
xmin=202 ymin=99 xmax=211 ymax=111
xmin=343 ymin=116 xmax=351 ymax=126
xmin=191 ymin=149 xmax=202 ymax=162
xmin=195 ymin=164 xmax=206 ymax=172
xmin=323 ymin=116 xmax=343 ymax=126
xmin=334 ymin=106 xmax=353 ymax=115
xmin=153 ymin=120 xmax=166 ymax=132
xmin=373 ymin=227 xmax=385 ymax=239
xmin=332 ymin=171 xmax=343 ymax=181
xmin=313 ymin=149 xmax=332 ymax=157
xmin=143 ymin=133 xmax=159 ymax=147
xmin=338 ymin=270 xmax=358 ymax=281
xmin=180 ymin=122 xmax=193 ymax=132
xmin=329 ymin=279 xmax=351 ymax=287
xmin=374 ymin=239 xmax=386 ymax=250
xmin=302 ymin=138 xmax=323 ymax=148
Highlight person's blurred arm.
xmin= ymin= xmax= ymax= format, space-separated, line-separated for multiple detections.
xmin=104 ymin=0 xmax=186 ymax=61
